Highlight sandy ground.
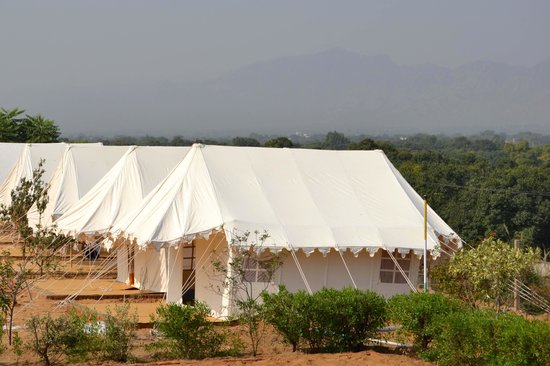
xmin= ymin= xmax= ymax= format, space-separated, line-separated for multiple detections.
xmin=118 ymin=351 xmax=432 ymax=366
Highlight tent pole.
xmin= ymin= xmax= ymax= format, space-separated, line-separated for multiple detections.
xmin=423 ymin=196 xmax=428 ymax=294
xmin=128 ymin=241 xmax=135 ymax=287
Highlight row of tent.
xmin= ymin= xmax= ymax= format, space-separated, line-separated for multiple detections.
xmin=0 ymin=142 xmax=461 ymax=315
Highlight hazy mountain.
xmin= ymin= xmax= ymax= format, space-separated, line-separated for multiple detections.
xmin=5 ymin=48 xmax=550 ymax=137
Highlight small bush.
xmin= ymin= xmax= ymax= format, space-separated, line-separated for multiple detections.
xmin=61 ymin=307 xmax=102 ymax=363
xmin=263 ymin=286 xmax=386 ymax=353
xmin=311 ymin=287 xmax=387 ymax=352
xmin=493 ymin=314 xmax=550 ymax=366
xmin=430 ymin=309 xmax=550 ymax=366
xmin=430 ymin=309 xmax=497 ymax=366
xmin=262 ymin=285 xmax=310 ymax=351
xmin=26 ymin=314 xmax=68 ymax=366
xmin=100 ymin=303 xmax=138 ymax=362
xmin=388 ymin=292 xmax=464 ymax=353
xmin=27 ymin=305 xmax=138 ymax=365
xmin=149 ymin=302 xmax=225 ymax=359
xmin=26 ymin=308 xmax=106 ymax=365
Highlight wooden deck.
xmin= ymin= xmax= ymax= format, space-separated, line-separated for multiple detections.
xmin=33 ymin=278 xmax=165 ymax=300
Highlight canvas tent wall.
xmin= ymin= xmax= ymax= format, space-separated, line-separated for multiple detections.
xmin=111 ymin=144 xmax=461 ymax=315
xmin=0 ymin=143 xmax=71 ymax=206
xmin=0 ymin=143 xmax=26 ymax=184
xmin=53 ymin=146 xmax=191 ymax=286
xmin=190 ymin=233 xmax=422 ymax=316
xmin=27 ymin=144 xmax=129 ymax=229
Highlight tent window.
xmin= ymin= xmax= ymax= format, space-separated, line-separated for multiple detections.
xmin=182 ymin=245 xmax=195 ymax=270
xmin=243 ymin=258 xmax=269 ymax=283
xmin=380 ymin=251 xmax=411 ymax=284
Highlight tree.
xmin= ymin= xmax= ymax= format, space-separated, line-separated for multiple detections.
xmin=0 ymin=108 xmax=60 ymax=142
xmin=264 ymin=137 xmax=294 ymax=148
xmin=0 ymin=108 xmax=24 ymax=142
xmin=348 ymin=137 xmax=380 ymax=150
xmin=23 ymin=115 xmax=60 ymax=143
xmin=170 ymin=135 xmax=193 ymax=146
xmin=432 ymin=237 xmax=539 ymax=312
xmin=211 ymin=230 xmax=285 ymax=356
xmin=0 ymin=253 xmax=30 ymax=345
xmin=232 ymin=136 xmax=261 ymax=147
xmin=0 ymin=162 xmax=68 ymax=344
xmin=1 ymin=161 xmax=50 ymax=254
xmin=323 ymin=131 xmax=350 ymax=150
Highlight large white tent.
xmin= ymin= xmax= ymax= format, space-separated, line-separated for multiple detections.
xmin=0 ymin=143 xmax=71 ymax=206
xmin=111 ymin=144 xmax=461 ymax=314
xmin=27 ymin=144 xmax=129 ymax=229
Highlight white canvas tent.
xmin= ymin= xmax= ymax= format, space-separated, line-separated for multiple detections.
xmin=0 ymin=143 xmax=71 ymax=206
xmin=27 ymin=144 xmax=129 ymax=229
xmin=111 ymin=144 xmax=461 ymax=315
xmin=0 ymin=143 xmax=26 ymax=184
xmin=54 ymin=146 xmax=192 ymax=288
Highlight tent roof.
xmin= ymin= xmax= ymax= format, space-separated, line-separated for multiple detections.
xmin=28 ymin=144 xmax=128 ymax=229
xmin=55 ymin=146 xmax=191 ymax=236
xmin=113 ymin=144 xmax=460 ymax=255
xmin=0 ymin=143 xmax=71 ymax=206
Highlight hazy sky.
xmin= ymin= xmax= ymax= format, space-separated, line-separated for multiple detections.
xmin=1 ymin=1 xmax=550 ymax=136
xmin=2 ymin=1 xmax=549 ymax=87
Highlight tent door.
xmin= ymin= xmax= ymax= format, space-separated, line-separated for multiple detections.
xmin=182 ymin=243 xmax=196 ymax=303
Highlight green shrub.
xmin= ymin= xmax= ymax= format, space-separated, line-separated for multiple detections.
xmin=493 ymin=314 xmax=550 ymax=366
xmin=149 ymin=302 xmax=225 ymax=359
xmin=430 ymin=309 xmax=497 ymax=366
xmin=431 ymin=309 xmax=550 ymax=366
xmin=100 ymin=303 xmax=138 ymax=362
xmin=310 ymin=287 xmax=387 ymax=352
xmin=388 ymin=292 xmax=464 ymax=353
xmin=262 ymin=285 xmax=310 ymax=351
xmin=264 ymin=286 xmax=386 ymax=353
xmin=26 ymin=314 xmax=68 ymax=366
xmin=61 ymin=307 xmax=102 ymax=363
xmin=25 ymin=305 xmax=139 ymax=364
xmin=25 ymin=309 xmax=102 ymax=365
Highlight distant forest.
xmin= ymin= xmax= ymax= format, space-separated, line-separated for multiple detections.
xmin=2 ymin=108 xmax=549 ymax=251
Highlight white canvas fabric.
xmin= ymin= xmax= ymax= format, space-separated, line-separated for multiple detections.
xmin=114 ymin=144 xmax=460 ymax=255
xmin=0 ymin=143 xmax=70 ymax=206
xmin=27 ymin=145 xmax=128 ymax=229
xmin=0 ymin=143 xmax=26 ymax=184
xmin=55 ymin=146 xmax=191 ymax=236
